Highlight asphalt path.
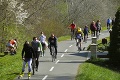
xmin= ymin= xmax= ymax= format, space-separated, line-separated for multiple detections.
xmin=15 ymin=30 xmax=110 ymax=80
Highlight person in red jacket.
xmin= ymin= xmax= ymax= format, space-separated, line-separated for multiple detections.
xmin=69 ymin=22 xmax=76 ymax=35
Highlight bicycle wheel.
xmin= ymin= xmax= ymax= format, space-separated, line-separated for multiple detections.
xmin=51 ymin=46 xmax=55 ymax=62
xmin=97 ymin=43 xmax=105 ymax=53
xmin=32 ymin=58 xmax=35 ymax=75
xmin=71 ymin=32 xmax=74 ymax=40
xmin=77 ymin=39 xmax=81 ymax=52
xmin=84 ymin=35 xmax=87 ymax=43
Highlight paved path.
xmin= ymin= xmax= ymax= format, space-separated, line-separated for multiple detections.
xmin=15 ymin=30 xmax=110 ymax=80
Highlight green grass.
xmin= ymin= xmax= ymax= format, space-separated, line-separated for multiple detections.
xmin=0 ymin=52 xmax=22 ymax=80
xmin=76 ymin=61 xmax=120 ymax=80
xmin=58 ymin=35 xmax=70 ymax=42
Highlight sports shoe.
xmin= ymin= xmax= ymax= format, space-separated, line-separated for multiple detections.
xmin=28 ymin=72 xmax=31 ymax=77
xmin=20 ymin=72 xmax=24 ymax=77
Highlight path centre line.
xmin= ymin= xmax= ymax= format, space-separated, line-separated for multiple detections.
xmin=64 ymin=49 xmax=68 ymax=52
xmin=69 ymin=45 xmax=72 ymax=47
xmin=42 ymin=75 xmax=48 ymax=80
xmin=61 ymin=54 xmax=64 ymax=57
xmin=55 ymin=60 xmax=59 ymax=64
xmin=49 ymin=67 xmax=54 ymax=71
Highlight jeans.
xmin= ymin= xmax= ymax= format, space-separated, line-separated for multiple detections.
xmin=22 ymin=58 xmax=32 ymax=72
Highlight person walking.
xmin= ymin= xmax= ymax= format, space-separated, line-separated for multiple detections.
xmin=19 ymin=41 xmax=35 ymax=77
xmin=31 ymin=37 xmax=42 ymax=71
xmin=96 ymin=20 xmax=102 ymax=35
xmin=90 ymin=21 xmax=97 ymax=37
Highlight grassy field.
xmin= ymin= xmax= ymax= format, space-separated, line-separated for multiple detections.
xmin=75 ymin=59 xmax=120 ymax=80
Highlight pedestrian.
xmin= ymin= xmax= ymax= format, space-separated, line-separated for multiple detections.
xmin=19 ymin=41 xmax=35 ymax=77
xmin=90 ymin=21 xmax=97 ymax=37
xmin=96 ymin=20 xmax=102 ymax=35
xmin=31 ymin=37 xmax=42 ymax=71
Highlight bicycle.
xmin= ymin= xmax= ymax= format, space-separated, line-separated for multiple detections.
xmin=76 ymin=38 xmax=82 ymax=52
xmin=97 ymin=42 xmax=110 ymax=53
xmin=83 ymin=34 xmax=87 ymax=43
xmin=71 ymin=31 xmax=74 ymax=40
xmin=51 ymin=45 xmax=56 ymax=62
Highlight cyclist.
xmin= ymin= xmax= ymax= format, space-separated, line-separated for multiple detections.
xmin=75 ymin=27 xmax=83 ymax=50
xmin=68 ymin=22 xmax=76 ymax=40
xmin=83 ymin=25 xmax=89 ymax=42
xmin=31 ymin=37 xmax=42 ymax=71
xmin=39 ymin=32 xmax=47 ymax=56
xmin=107 ymin=18 xmax=112 ymax=30
xmin=19 ymin=41 xmax=36 ymax=77
xmin=48 ymin=33 xmax=57 ymax=58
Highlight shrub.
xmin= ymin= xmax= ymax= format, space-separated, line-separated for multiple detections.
xmin=109 ymin=7 xmax=120 ymax=65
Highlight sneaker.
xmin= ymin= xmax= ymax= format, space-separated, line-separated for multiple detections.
xmin=20 ymin=72 xmax=24 ymax=77
xmin=28 ymin=72 xmax=31 ymax=77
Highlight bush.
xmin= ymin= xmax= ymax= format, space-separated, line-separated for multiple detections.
xmin=109 ymin=7 xmax=120 ymax=64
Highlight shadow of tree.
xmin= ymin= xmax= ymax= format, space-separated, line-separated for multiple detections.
xmin=86 ymin=59 xmax=120 ymax=73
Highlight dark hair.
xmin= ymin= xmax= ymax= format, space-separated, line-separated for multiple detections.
xmin=33 ymin=37 xmax=36 ymax=40
xmin=24 ymin=41 xmax=29 ymax=47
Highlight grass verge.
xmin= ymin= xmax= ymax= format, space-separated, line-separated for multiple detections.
xmin=76 ymin=59 xmax=120 ymax=80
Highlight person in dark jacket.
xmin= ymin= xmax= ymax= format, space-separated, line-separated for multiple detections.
xmin=90 ymin=21 xmax=97 ymax=37
xmin=20 ymin=41 xmax=35 ymax=76
xmin=83 ymin=25 xmax=89 ymax=42
xmin=48 ymin=33 xmax=57 ymax=58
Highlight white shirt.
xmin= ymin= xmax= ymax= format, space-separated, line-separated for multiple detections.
xmin=39 ymin=34 xmax=46 ymax=43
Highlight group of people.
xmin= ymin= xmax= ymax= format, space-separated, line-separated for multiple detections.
xmin=19 ymin=18 xmax=114 ymax=76
xmin=90 ymin=20 xmax=101 ymax=37
xmin=19 ymin=32 xmax=58 ymax=76
xmin=68 ymin=20 xmax=102 ymax=50
xmin=69 ymin=22 xmax=89 ymax=50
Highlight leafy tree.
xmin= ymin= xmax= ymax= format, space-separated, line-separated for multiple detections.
xmin=109 ymin=7 xmax=120 ymax=65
